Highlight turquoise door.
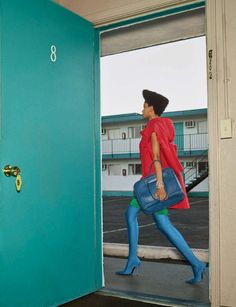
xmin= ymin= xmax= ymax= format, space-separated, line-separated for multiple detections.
xmin=0 ymin=1 xmax=102 ymax=306
xmin=174 ymin=122 xmax=184 ymax=154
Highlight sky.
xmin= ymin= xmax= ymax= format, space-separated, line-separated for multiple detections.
xmin=100 ymin=36 xmax=208 ymax=116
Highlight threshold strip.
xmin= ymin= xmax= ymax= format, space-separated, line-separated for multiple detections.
xmin=98 ymin=288 xmax=210 ymax=307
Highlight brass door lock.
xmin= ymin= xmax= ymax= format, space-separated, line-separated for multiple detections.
xmin=3 ymin=165 xmax=22 ymax=192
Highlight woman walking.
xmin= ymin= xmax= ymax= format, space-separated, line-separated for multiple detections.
xmin=116 ymin=89 xmax=206 ymax=284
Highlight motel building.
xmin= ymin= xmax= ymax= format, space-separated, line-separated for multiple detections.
xmin=102 ymin=109 xmax=208 ymax=197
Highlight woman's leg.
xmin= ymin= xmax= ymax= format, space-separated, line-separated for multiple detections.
xmin=116 ymin=199 xmax=141 ymax=275
xmin=116 ymin=199 xmax=168 ymax=275
xmin=152 ymin=213 xmax=206 ymax=284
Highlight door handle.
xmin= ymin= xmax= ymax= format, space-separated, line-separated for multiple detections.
xmin=3 ymin=165 xmax=20 ymax=177
xmin=2 ymin=165 xmax=22 ymax=192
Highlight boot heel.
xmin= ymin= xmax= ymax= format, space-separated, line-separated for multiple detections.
xmin=186 ymin=263 xmax=207 ymax=284
xmin=116 ymin=259 xmax=141 ymax=276
xmin=131 ymin=262 xmax=141 ymax=275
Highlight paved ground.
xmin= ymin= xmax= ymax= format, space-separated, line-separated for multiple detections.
xmin=103 ymin=196 xmax=209 ymax=249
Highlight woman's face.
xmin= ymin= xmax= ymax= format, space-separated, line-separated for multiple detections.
xmin=142 ymin=102 xmax=152 ymax=119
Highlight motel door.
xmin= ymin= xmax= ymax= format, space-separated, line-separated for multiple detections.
xmin=0 ymin=1 xmax=102 ymax=306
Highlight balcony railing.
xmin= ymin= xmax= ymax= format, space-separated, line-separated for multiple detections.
xmin=175 ymin=133 xmax=208 ymax=151
xmin=102 ymin=133 xmax=208 ymax=156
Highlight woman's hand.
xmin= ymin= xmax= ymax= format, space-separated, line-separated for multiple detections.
xmin=155 ymin=187 xmax=168 ymax=201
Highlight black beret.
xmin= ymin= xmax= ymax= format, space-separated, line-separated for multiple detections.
xmin=142 ymin=89 xmax=169 ymax=116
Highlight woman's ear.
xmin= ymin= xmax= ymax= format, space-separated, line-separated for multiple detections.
xmin=149 ymin=105 xmax=155 ymax=114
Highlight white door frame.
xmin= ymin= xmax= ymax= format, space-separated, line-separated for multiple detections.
xmin=100 ymin=0 xmax=213 ymax=305
xmin=100 ymin=0 xmax=236 ymax=305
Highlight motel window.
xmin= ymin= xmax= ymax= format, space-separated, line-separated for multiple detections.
xmin=197 ymin=121 xmax=208 ymax=133
xmin=108 ymin=128 xmax=120 ymax=140
xmin=128 ymin=164 xmax=142 ymax=175
xmin=128 ymin=126 xmax=142 ymax=139
xmin=108 ymin=164 xmax=121 ymax=176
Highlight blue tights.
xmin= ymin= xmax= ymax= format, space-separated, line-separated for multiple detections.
xmin=116 ymin=205 xmax=206 ymax=283
xmin=116 ymin=206 xmax=141 ymax=275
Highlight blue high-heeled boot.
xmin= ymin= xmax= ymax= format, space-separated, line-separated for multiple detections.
xmin=116 ymin=206 xmax=141 ymax=275
xmin=152 ymin=214 xmax=206 ymax=284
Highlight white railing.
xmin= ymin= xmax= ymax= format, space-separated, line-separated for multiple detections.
xmin=102 ymin=138 xmax=140 ymax=155
xmin=102 ymin=133 xmax=208 ymax=155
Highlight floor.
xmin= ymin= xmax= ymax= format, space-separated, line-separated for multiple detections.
xmin=61 ymin=293 xmax=164 ymax=307
xmin=102 ymin=257 xmax=209 ymax=306
xmin=62 ymin=257 xmax=209 ymax=307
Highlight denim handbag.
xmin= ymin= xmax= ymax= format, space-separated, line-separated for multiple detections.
xmin=133 ymin=165 xmax=184 ymax=215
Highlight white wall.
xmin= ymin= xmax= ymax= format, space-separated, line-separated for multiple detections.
xmin=102 ymin=157 xmax=209 ymax=192
xmin=102 ymin=159 xmax=141 ymax=191
xmin=102 ymin=172 xmax=208 ymax=192
xmin=207 ymin=1 xmax=236 ymax=305
xmin=191 ymin=178 xmax=208 ymax=192
xmin=102 ymin=174 xmax=140 ymax=191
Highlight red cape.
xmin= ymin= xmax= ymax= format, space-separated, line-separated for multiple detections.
xmin=140 ymin=117 xmax=190 ymax=209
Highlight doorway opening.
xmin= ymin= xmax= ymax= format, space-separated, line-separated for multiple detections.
xmin=100 ymin=4 xmax=209 ymax=306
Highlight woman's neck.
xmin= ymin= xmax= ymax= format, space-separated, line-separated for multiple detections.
xmin=148 ymin=114 xmax=159 ymax=121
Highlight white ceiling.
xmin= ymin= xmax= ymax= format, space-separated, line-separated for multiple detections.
xmin=54 ymin=0 xmax=198 ymax=27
